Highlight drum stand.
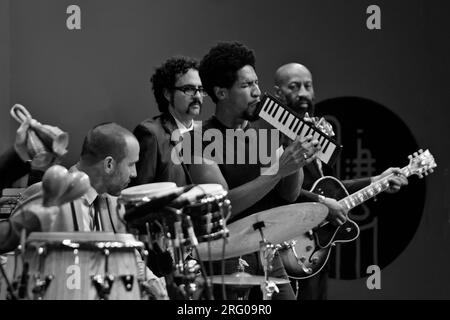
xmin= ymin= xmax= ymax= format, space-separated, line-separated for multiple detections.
xmin=253 ymin=221 xmax=279 ymax=300
xmin=91 ymin=248 xmax=115 ymax=300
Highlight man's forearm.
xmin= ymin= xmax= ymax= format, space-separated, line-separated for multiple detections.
xmin=277 ymin=168 xmax=304 ymax=202
xmin=228 ymin=174 xmax=281 ymax=219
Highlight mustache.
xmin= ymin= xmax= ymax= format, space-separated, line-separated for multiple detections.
xmin=297 ymin=97 xmax=312 ymax=106
xmin=189 ymin=100 xmax=202 ymax=107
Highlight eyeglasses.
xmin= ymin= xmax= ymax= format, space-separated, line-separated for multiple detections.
xmin=173 ymin=86 xmax=208 ymax=97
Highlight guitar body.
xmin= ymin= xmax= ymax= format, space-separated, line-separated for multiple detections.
xmin=279 ymin=176 xmax=360 ymax=279
xmin=279 ymin=149 xmax=436 ymax=279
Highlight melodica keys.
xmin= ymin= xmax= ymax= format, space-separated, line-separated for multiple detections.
xmin=256 ymin=93 xmax=342 ymax=165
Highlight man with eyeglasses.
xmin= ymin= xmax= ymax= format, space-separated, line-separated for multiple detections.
xmin=131 ymin=56 xmax=206 ymax=187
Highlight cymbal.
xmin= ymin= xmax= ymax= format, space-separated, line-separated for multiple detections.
xmin=196 ymin=202 xmax=328 ymax=260
xmin=209 ymin=272 xmax=290 ymax=287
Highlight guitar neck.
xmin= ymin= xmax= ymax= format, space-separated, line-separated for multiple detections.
xmin=339 ymin=166 xmax=411 ymax=210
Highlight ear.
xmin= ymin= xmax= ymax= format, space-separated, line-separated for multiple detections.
xmin=103 ymin=156 xmax=115 ymax=174
xmin=274 ymin=85 xmax=283 ymax=100
xmin=213 ymin=86 xmax=227 ymax=101
xmin=163 ymin=88 xmax=172 ymax=104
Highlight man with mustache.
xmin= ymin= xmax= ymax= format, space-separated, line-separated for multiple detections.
xmin=188 ymin=42 xmax=321 ymax=300
xmin=273 ymin=63 xmax=408 ymax=300
xmin=132 ymin=57 xmax=205 ymax=187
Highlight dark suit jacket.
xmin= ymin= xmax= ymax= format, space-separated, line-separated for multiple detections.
xmin=131 ymin=113 xmax=194 ymax=187
xmin=0 ymin=147 xmax=30 ymax=192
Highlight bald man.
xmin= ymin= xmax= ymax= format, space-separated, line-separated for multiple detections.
xmin=10 ymin=122 xmax=168 ymax=299
xmin=15 ymin=122 xmax=140 ymax=232
xmin=273 ymin=63 xmax=408 ymax=300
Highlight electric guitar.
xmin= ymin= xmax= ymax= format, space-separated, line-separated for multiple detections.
xmin=278 ymin=149 xmax=437 ymax=279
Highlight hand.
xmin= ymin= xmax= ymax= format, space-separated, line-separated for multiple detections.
xmin=319 ymin=196 xmax=348 ymax=226
xmin=141 ymin=278 xmax=170 ymax=300
xmin=372 ymin=167 xmax=408 ymax=194
xmin=14 ymin=119 xmax=31 ymax=162
xmin=277 ymin=135 xmax=321 ymax=178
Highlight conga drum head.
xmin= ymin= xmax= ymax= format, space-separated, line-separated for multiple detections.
xmin=22 ymin=232 xmax=144 ymax=300
xmin=119 ymin=182 xmax=178 ymax=204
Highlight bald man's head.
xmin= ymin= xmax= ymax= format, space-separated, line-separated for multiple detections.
xmin=80 ymin=122 xmax=139 ymax=195
xmin=81 ymin=123 xmax=135 ymax=164
xmin=274 ymin=63 xmax=315 ymax=116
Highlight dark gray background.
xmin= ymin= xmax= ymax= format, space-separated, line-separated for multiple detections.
xmin=0 ymin=0 xmax=449 ymax=299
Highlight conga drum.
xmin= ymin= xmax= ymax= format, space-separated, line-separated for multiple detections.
xmin=21 ymin=232 xmax=144 ymax=300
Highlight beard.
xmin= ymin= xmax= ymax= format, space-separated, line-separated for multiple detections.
xmin=289 ymin=97 xmax=315 ymax=118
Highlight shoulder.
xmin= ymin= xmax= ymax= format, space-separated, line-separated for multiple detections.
xmin=134 ymin=118 xmax=164 ymax=136
xmin=133 ymin=117 xmax=170 ymax=147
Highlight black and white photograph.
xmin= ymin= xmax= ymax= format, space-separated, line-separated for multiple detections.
xmin=0 ymin=0 xmax=448 ymax=307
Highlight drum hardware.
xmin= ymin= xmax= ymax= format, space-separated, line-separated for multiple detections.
xmin=137 ymin=249 xmax=153 ymax=300
xmin=16 ymin=262 xmax=29 ymax=299
xmin=118 ymin=183 xmax=231 ymax=300
xmin=196 ymin=203 xmax=328 ymax=261
xmin=32 ymin=275 xmax=54 ymax=300
xmin=253 ymin=220 xmax=280 ymax=300
xmin=91 ymin=249 xmax=115 ymax=300
xmin=4 ymin=233 xmax=143 ymax=300
xmin=0 ymin=258 xmax=18 ymax=300
xmin=208 ymin=273 xmax=291 ymax=300
xmin=120 ymin=275 xmax=134 ymax=292
xmin=31 ymin=246 xmax=54 ymax=300
xmin=276 ymin=241 xmax=312 ymax=275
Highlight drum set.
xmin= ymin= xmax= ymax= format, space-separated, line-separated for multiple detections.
xmin=0 ymin=182 xmax=329 ymax=300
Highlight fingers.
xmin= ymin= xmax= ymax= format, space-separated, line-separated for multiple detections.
xmin=294 ymin=135 xmax=321 ymax=158
xmin=16 ymin=118 xmax=30 ymax=141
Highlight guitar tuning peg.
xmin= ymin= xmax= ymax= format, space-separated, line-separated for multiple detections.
xmin=419 ymin=174 xmax=423 ymax=179
xmin=429 ymin=169 xmax=434 ymax=173
xmin=408 ymin=155 xmax=413 ymax=160
xmin=419 ymin=149 xmax=423 ymax=154
xmin=413 ymin=152 xmax=419 ymax=157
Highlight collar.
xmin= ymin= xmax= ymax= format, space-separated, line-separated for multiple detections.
xmin=70 ymin=164 xmax=99 ymax=206
xmin=169 ymin=110 xmax=194 ymax=135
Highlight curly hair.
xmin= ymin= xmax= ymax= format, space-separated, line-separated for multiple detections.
xmin=199 ymin=42 xmax=256 ymax=103
xmin=150 ymin=56 xmax=199 ymax=113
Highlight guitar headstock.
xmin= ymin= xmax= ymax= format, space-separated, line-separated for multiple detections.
xmin=407 ymin=149 xmax=437 ymax=178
